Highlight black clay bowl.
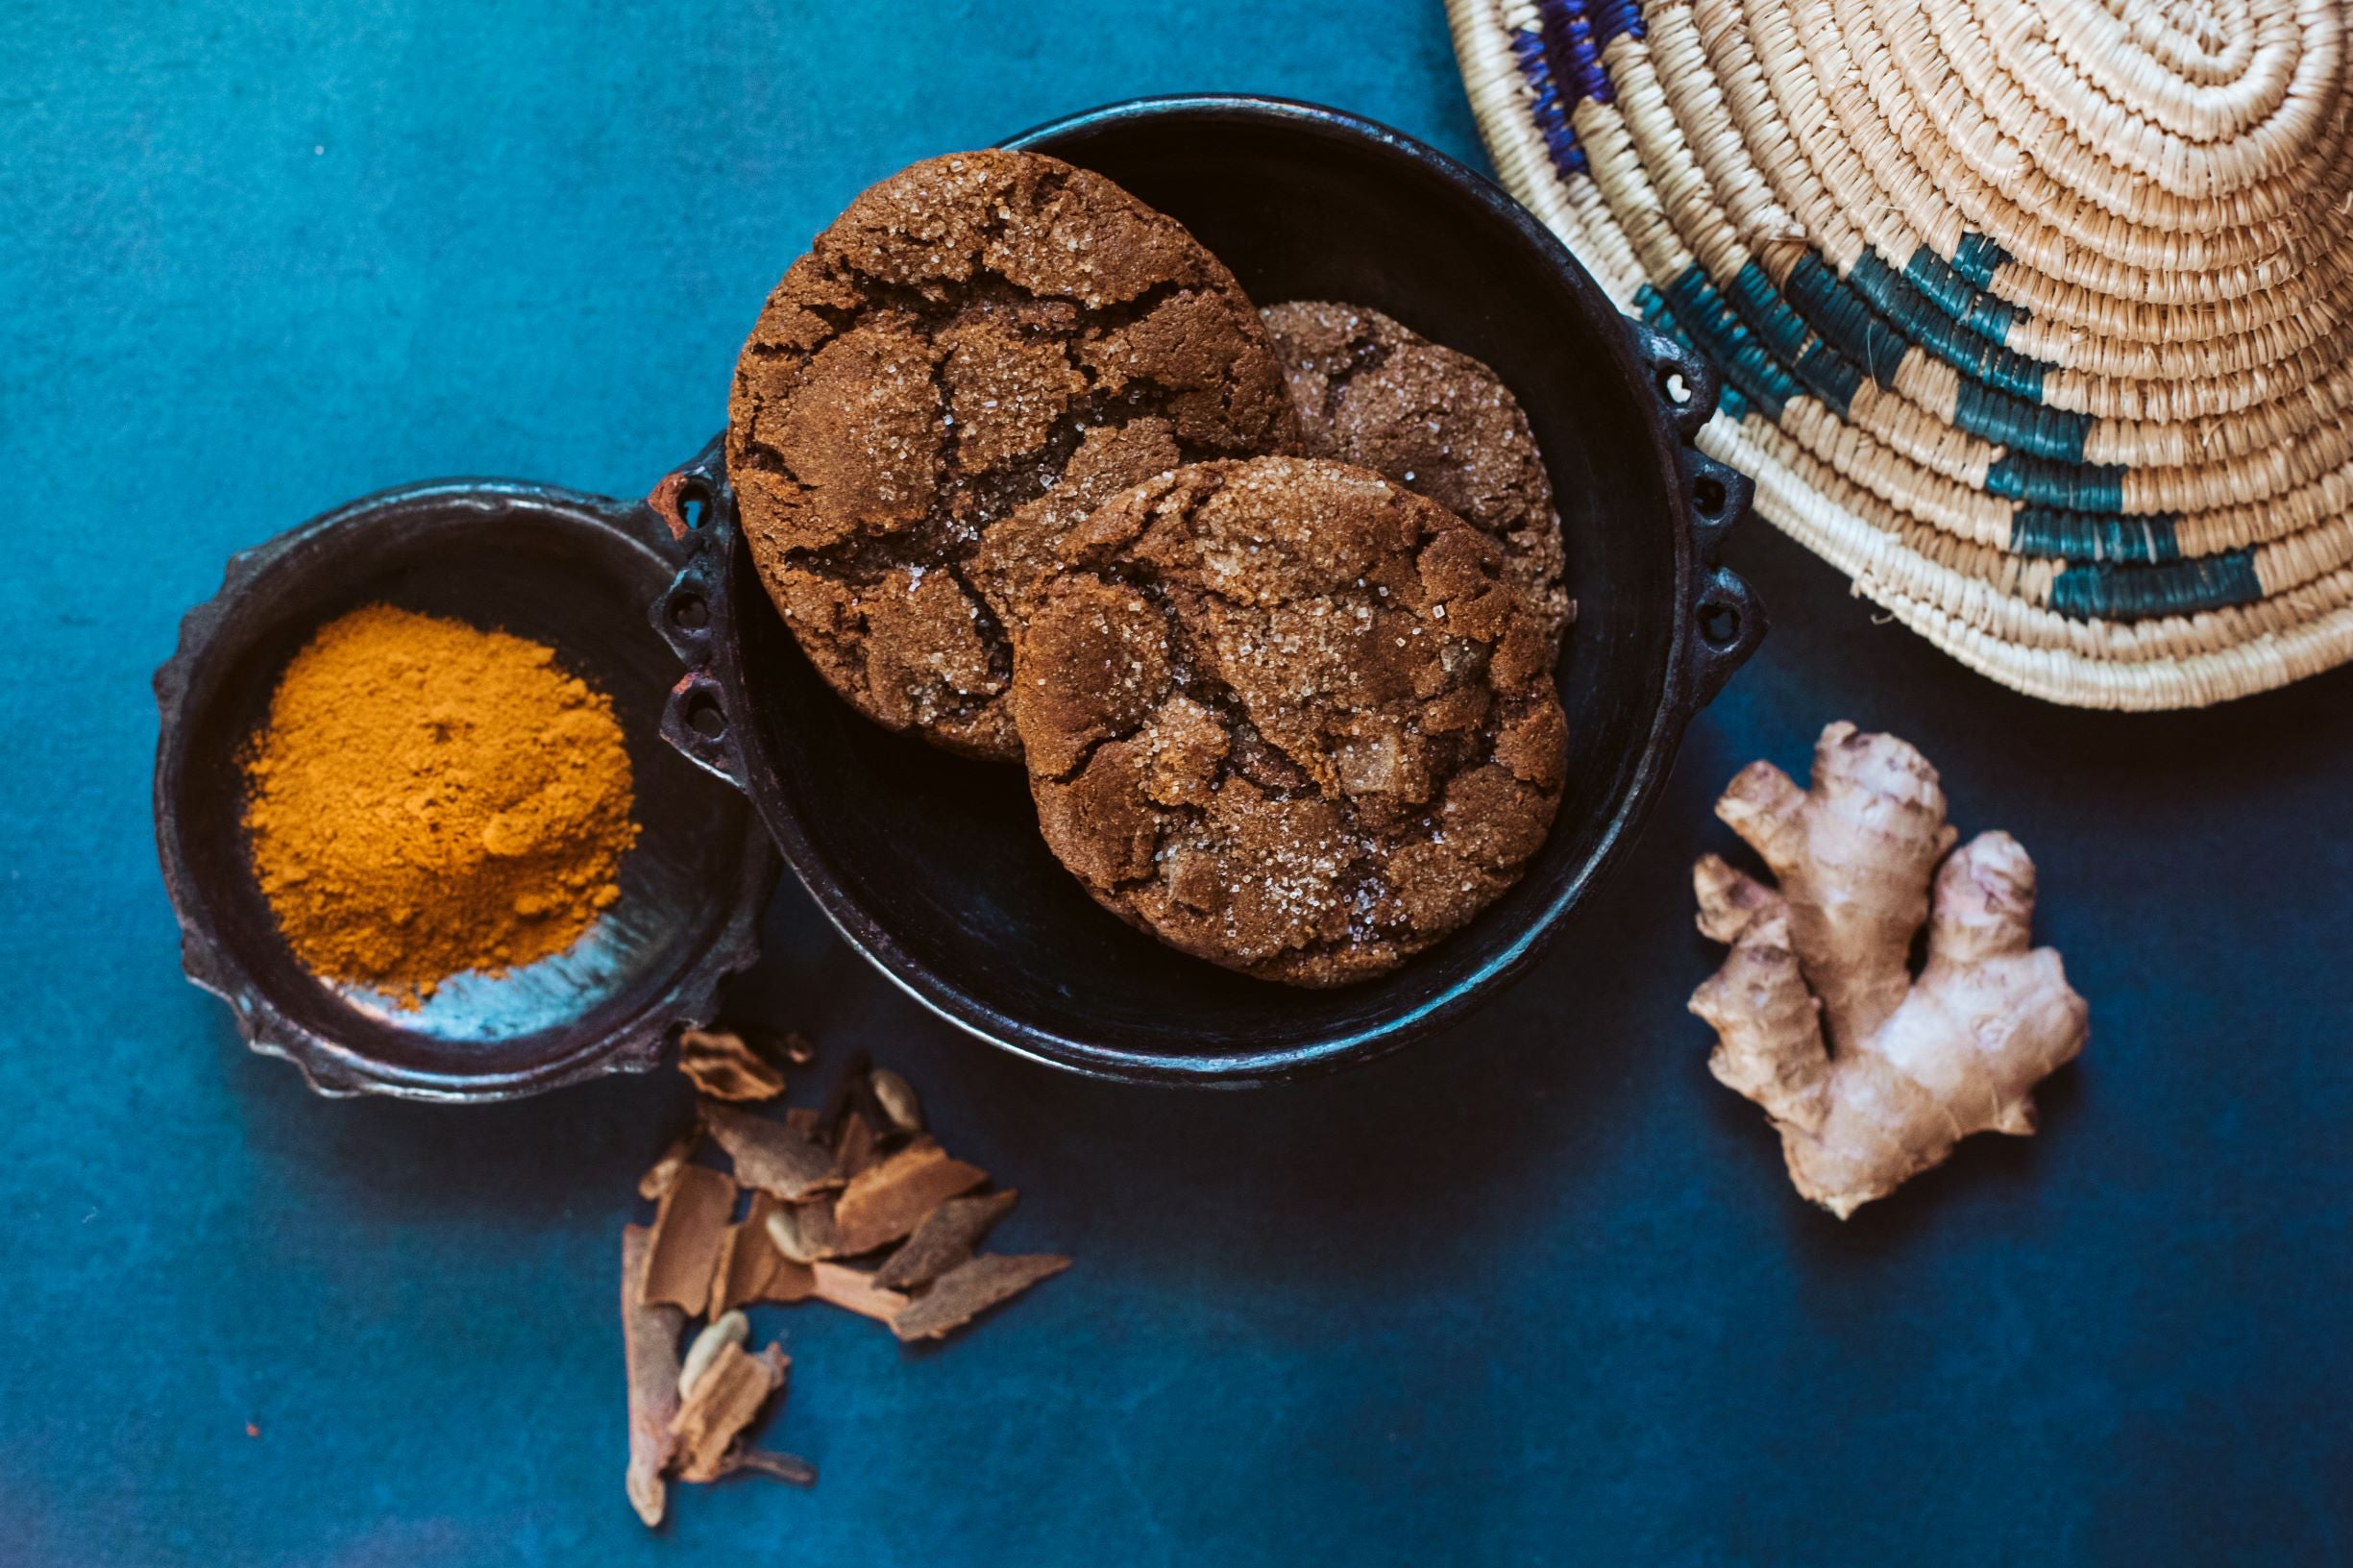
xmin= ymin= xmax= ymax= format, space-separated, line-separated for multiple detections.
xmin=154 ymin=478 xmax=775 ymax=1102
xmin=656 ymin=94 xmax=1762 ymax=1088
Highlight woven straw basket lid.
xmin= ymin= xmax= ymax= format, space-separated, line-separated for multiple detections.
xmin=1450 ymin=0 xmax=2353 ymax=709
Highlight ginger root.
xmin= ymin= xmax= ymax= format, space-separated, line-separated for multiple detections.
xmin=1689 ymin=723 xmax=2089 ymax=1218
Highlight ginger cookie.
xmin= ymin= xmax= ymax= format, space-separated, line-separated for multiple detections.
xmin=1261 ymin=301 xmax=1570 ymax=655
xmin=1011 ymin=456 xmax=1569 ymax=987
xmin=727 ymin=150 xmax=1299 ymax=761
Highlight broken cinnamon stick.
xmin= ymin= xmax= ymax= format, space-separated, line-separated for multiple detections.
xmin=640 ymin=1164 xmax=735 ymax=1316
xmin=703 ymin=1102 xmax=840 ymax=1201
xmin=670 ymin=1339 xmax=789 ymax=1483
xmin=678 ymin=1027 xmax=788 ymax=1103
xmin=637 ymin=1125 xmax=700 ymax=1202
xmin=809 ymin=1262 xmax=912 ymax=1325
xmin=716 ymin=1191 xmax=815 ymax=1311
xmin=873 ymin=1189 xmax=1018 ymax=1291
xmin=832 ymin=1108 xmax=881 ymax=1181
xmin=621 ymin=1226 xmax=685 ymax=1527
xmin=891 ymin=1254 xmax=1069 ymax=1343
xmin=830 ymin=1139 xmax=988 ymax=1256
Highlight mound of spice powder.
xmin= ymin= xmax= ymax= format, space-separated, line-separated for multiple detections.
xmin=241 ymin=603 xmax=641 ymax=1003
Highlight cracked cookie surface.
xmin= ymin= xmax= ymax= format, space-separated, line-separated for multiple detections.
xmin=1013 ymin=456 xmax=1569 ymax=987
xmin=1262 ymin=301 xmax=1570 ymax=656
xmin=727 ymin=150 xmax=1299 ymax=761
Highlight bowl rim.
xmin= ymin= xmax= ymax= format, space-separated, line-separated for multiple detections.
xmin=657 ymin=93 xmax=1761 ymax=1088
xmin=152 ymin=476 xmax=778 ymax=1103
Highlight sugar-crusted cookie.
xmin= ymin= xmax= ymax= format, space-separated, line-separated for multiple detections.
xmin=728 ymin=150 xmax=1299 ymax=760
xmin=1012 ymin=456 xmax=1568 ymax=987
xmin=1261 ymin=301 xmax=1570 ymax=655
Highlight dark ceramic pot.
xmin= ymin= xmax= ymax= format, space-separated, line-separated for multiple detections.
xmin=154 ymin=478 xmax=776 ymax=1101
xmin=655 ymin=94 xmax=1764 ymax=1087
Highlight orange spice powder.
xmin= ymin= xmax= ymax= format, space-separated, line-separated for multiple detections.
xmin=241 ymin=603 xmax=640 ymax=1003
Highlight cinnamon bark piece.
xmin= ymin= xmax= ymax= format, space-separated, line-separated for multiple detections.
xmin=891 ymin=1254 xmax=1070 ymax=1342
xmin=716 ymin=1191 xmax=816 ymax=1311
xmin=621 ymin=1226 xmax=685 ymax=1527
xmin=873 ymin=1189 xmax=1018 ymax=1291
xmin=703 ymin=1102 xmax=840 ymax=1201
xmin=830 ymin=1139 xmax=988 ymax=1256
xmin=678 ymin=1026 xmax=788 ymax=1103
xmin=637 ymin=1126 xmax=700 ymax=1202
xmin=832 ymin=1108 xmax=881 ymax=1180
xmin=669 ymin=1340 xmax=790 ymax=1483
xmin=809 ymin=1262 xmax=912 ymax=1325
xmin=719 ymin=1447 xmax=819 ymax=1487
xmin=640 ymin=1164 xmax=735 ymax=1316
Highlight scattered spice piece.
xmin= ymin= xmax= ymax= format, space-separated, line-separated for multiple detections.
xmin=678 ymin=1027 xmax=789 ymax=1103
xmin=621 ymin=1226 xmax=686 ymax=1528
xmin=831 ymin=1139 xmax=988 ymax=1256
xmin=678 ymin=1310 xmax=750 ymax=1401
xmin=814 ymin=1049 xmax=875 ymax=1141
xmin=719 ymin=1447 xmax=819 ymax=1487
xmin=892 ymin=1254 xmax=1070 ymax=1343
xmin=791 ymin=1197 xmax=845 ymax=1259
xmin=641 ymin=1164 xmax=735 ymax=1316
xmin=616 ymin=1046 xmax=1071 ymax=1518
xmin=832 ymin=1108 xmax=881 ymax=1180
xmin=868 ymin=1068 xmax=923 ymax=1134
xmin=874 ymin=1189 xmax=1019 ymax=1291
xmin=637 ymin=1126 xmax=700 ymax=1202
xmin=809 ymin=1262 xmax=913 ymax=1325
xmin=670 ymin=1340 xmax=790 ymax=1483
xmin=763 ymin=1206 xmax=812 ymax=1264
xmin=703 ymin=1102 xmax=839 ymax=1200
xmin=718 ymin=1192 xmax=816 ymax=1310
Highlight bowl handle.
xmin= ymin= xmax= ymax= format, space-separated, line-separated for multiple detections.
xmin=646 ymin=436 xmax=756 ymax=789
xmin=1630 ymin=324 xmax=1769 ymax=709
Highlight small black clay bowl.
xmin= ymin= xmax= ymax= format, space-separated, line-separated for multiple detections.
xmin=155 ymin=478 xmax=775 ymax=1102
xmin=657 ymin=95 xmax=1763 ymax=1088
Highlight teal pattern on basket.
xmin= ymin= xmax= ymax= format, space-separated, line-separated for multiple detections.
xmin=1901 ymin=242 xmax=2027 ymax=349
xmin=1631 ymin=283 xmax=2246 ymax=619
xmin=1635 ymin=282 xmax=1754 ymax=421
xmin=1509 ymin=0 xmax=2275 ymax=625
xmin=2012 ymin=508 xmax=2180 ymax=563
xmin=2049 ymin=552 xmax=2262 ymax=618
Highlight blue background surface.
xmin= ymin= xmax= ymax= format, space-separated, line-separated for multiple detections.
xmin=5 ymin=2 xmax=2349 ymax=1563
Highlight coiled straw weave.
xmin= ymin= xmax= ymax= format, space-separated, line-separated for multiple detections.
xmin=1449 ymin=0 xmax=2353 ymax=707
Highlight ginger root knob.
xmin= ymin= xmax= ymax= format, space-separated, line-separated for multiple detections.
xmin=1689 ymin=723 xmax=2089 ymax=1218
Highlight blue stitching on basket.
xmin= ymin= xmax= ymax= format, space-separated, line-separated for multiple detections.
xmin=1510 ymin=26 xmax=1589 ymax=178
xmin=1592 ymin=0 xmax=1647 ymax=45
xmin=2012 ymin=508 xmax=2182 ymax=563
xmin=2047 ymin=552 xmax=2260 ymax=619
xmin=1987 ymin=452 xmax=2126 ymax=513
xmin=1537 ymin=0 xmax=1616 ymax=109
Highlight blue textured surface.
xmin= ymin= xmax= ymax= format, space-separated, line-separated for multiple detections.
xmin=5 ymin=3 xmax=2352 ymax=1564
